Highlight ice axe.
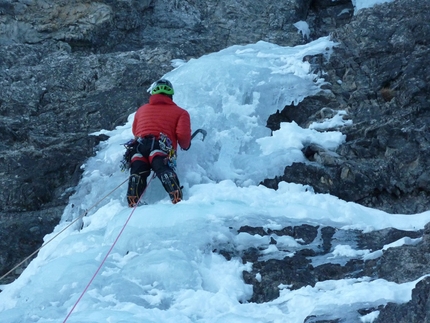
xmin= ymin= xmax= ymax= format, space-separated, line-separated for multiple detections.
xmin=191 ymin=128 xmax=207 ymax=141
xmin=185 ymin=129 xmax=207 ymax=150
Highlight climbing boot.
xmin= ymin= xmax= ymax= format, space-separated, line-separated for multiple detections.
xmin=128 ymin=196 xmax=139 ymax=208
xmin=127 ymin=196 xmax=147 ymax=207
xmin=169 ymin=189 xmax=182 ymax=204
xmin=127 ymin=174 xmax=146 ymax=207
xmin=159 ymin=170 xmax=183 ymax=204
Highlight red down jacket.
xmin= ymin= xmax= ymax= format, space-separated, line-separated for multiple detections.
xmin=132 ymin=94 xmax=191 ymax=150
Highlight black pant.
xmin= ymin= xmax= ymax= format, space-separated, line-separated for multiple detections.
xmin=127 ymin=136 xmax=181 ymax=204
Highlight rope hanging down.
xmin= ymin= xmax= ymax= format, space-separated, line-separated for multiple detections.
xmin=63 ymin=172 xmax=156 ymax=323
xmin=0 ymin=177 xmax=129 ymax=283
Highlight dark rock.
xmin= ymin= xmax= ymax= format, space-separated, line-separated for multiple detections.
xmin=320 ymin=226 xmax=336 ymax=253
xmin=268 ymin=224 xmax=319 ymax=244
xmin=313 ymin=259 xmax=364 ymax=281
xmin=377 ymin=244 xmax=430 ymax=284
xmin=0 ymin=207 xmax=62 ymax=283
xmin=358 ymin=228 xmax=422 ymax=251
xmin=375 ymin=276 xmax=430 ymax=323
xmin=218 ymin=222 xmax=429 ymax=322
xmin=264 ymin=0 xmax=430 ymax=215
xmin=238 ymin=225 xmax=267 ymax=236
xmin=244 ymin=255 xmax=315 ymax=303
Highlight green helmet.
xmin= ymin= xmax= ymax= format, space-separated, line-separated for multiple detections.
xmin=151 ymin=79 xmax=174 ymax=96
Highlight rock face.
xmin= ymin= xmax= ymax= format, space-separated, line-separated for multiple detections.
xmin=0 ymin=0 xmax=315 ymax=54
xmin=0 ymin=42 xmax=173 ymax=281
xmin=215 ymin=222 xmax=429 ymax=322
xmin=0 ymin=0 xmax=354 ymax=280
xmin=0 ymin=0 xmax=344 ymax=211
xmin=1 ymin=0 xmax=430 ymax=321
xmin=264 ymin=0 xmax=430 ymax=215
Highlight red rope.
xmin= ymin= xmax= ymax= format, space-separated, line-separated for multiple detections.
xmin=63 ymin=173 xmax=156 ymax=323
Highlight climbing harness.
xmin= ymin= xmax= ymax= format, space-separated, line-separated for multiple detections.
xmin=63 ymin=172 xmax=156 ymax=323
xmin=120 ymin=129 xmax=207 ymax=172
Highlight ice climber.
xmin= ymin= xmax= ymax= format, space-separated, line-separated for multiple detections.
xmin=126 ymin=79 xmax=191 ymax=206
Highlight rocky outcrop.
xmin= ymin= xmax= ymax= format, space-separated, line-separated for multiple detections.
xmin=215 ymin=222 xmax=428 ymax=322
xmin=264 ymin=0 xmax=430 ymax=214
xmin=375 ymin=276 xmax=430 ymax=323
xmin=0 ymin=42 xmax=175 ymax=282
xmin=0 ymin=0 xmax=319 ymax=54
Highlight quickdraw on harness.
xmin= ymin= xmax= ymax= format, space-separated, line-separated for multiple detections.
xmin=120 ymin=139 xmax=137 ymax=172
xmin=159 ymin=132 xmax=177 ymax=170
